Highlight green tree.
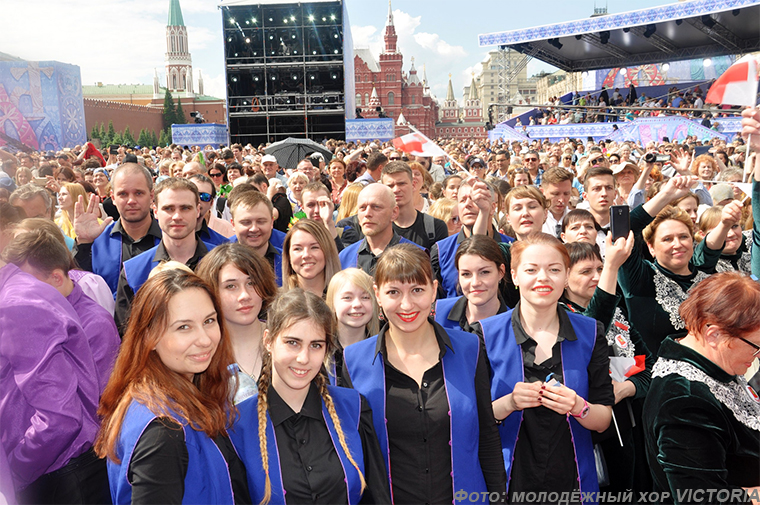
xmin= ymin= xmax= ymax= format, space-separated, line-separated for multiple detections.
xmin=112 ymin=131 xmax=123 ymax=146
xmin=175 ymin=99 xmax=186 ymax=124
xmin=122 ymin=126 xmax=136 ymax=146
xmin=149 ymin=130 xmax=158 ymax=147
xmin=90 ymin=125 xmax=100 ymax=140
xmin=106 ymin=120 xmax=116 ymax=145
xmin=158 ymin=128 xmax=169 ymax=147
xmin=137 ymin=128 xmax=149 ymax=147
xmin=162 ymin=89 xmax=176 ymax=129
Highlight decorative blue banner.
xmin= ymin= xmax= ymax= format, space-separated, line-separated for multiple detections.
xmin=171 ymin=123 xmax=229 ymax=148
xmin=488 ymin=116 xmax=732 ymax=144
xmin=0 ymin=60 xmax=86 ymax=150
xmin=346 ymin=118 xmax=394 ymax=141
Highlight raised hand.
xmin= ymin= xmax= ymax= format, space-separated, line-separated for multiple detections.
xmin=73 ymin=194 xmax=112 ymax=244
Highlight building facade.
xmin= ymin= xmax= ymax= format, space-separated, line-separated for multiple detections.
xmin=353 ymin=2 xmax=438 ymax=138
xmin=434 ymin=74 xmax=487 ymax=141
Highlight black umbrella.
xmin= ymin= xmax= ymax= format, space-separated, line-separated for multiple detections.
xmin=264 ymin=137 xmax=333 ymax=169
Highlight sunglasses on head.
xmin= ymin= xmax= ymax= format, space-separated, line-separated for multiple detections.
xmin=199 ymin=192 xmax=212 ymax=202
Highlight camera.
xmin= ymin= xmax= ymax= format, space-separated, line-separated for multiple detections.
xmin=644 ymin=152 xmax=657 ymax=164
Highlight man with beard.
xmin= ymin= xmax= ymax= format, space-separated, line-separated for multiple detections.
xmin=73 ymin=163 xmax=161 ymax=296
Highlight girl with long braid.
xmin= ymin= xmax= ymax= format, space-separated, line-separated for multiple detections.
xmin=228 ymin=288 xmax=390 ymax=504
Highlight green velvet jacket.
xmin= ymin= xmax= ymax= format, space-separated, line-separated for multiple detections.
xmin=643 ymin=338 xmax=760 ymax=504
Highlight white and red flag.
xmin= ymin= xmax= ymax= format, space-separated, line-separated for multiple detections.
xmin=392 ymin=132 xmax=446 ymax=158
xmin=705 ymin=54 xmax=759 ymax=107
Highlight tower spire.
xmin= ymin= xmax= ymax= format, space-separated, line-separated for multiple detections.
xmin=446 ymin=73 xmax=455 ymax=101
xmin=168 ymin=0 xmax=185 ymax=27
xmin=383 ymin=0 xmax=398 ymax=53
xmin=387 ymin=0 xmax=394 ymax=27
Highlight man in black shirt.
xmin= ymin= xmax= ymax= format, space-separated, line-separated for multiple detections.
xmin=381 ymin=161 xmax=448 ymax=250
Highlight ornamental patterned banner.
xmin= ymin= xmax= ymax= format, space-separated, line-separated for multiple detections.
xmin=346 ymin=119 xmax=395 ymax=141
xmin=171 ymin=124 xmax=229 ymax=148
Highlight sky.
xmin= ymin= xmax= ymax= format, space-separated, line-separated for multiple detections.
xmin=0 ymin=0 xmax=677 ymax=104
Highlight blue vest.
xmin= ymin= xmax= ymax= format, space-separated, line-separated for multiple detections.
xmin=228 ymin=235 xmax=283 ymax=286
xmin=479 ymin=309 xmax=599 ymax=497
xmin=229 ymin=386 xmax=365 ymax=505
xmin=91 ymin=221 xmax=161 ymax=297
xmin=434 ymin=296 xmax=463 ymax=334
xmin=437 ymin=233 xmax=513 ymax=298
xmin=122 ymin=240 xmax=215 ymax=295
xmin=270 ymin=228 xmax=286 ymax=250
xmin=200 ymin=226 xmax=230 ymax=247
xmin=343 ymin=328 xmax=489 ymax=503
xmin=108 ymin=401 xmax=235 ymax=504
xmin=339 ymin=237 xmax=424 ymax=270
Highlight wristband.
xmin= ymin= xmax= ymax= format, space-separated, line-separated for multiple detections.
xmin=570 ymin=397 xmax=590 ymax=419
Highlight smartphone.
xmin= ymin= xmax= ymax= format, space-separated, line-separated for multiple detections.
xmin=33 ymin=177 xmax=47 ymax=187
xmin=610 ymin=205 xmax=630 ymax=242
xmin=109 ymin=145 xmax=119 ymax=155
xmin=693 ymin=145 xmax=712 ymax=157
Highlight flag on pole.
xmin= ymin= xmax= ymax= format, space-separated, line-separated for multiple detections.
xmin=392 ymin=132 xmax=446 ymax=158
xmin=705 ymin=54 xmax=759 ymax=107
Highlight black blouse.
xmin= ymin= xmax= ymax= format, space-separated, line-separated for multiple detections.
xmin=509 ymin=305 xmax=614 ymax=501
xmin=130 ymin=418 xmax=251 ymax=504
xmin=344 ymin=319 xmax=507 ymax=505
xmin=268 ymin=383 xmax=391 ymax=505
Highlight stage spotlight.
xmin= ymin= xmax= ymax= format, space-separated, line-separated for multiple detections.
xmin=234 ymin=53 xmax=238 ymax=57
xmin=253 ymin=76 xmax=260 ymax=81
xmin=599 ymin=31 xmax=610 ymax=44
xmin=623 ymin=27 xmax=630 ymax=33
xmin=575 ymin=35 xmax=582 ymax=40
xmin=230 ymin=18 xmax=235 ymax=24
xmin=245 ymin=20 xmax=249 ymax=25
xmin=271 ymin=74 xmax=277 ymax=80
xmin=308 ymin=14 xmax=315 ymax=21
xmin=228 ymin=37 xmax=232 ymax=42
xmin=283 ymin=18 xmax=288 ymax=23
xmin=330 ymin=14 xmax=336 ymax=20
xmin=291 ymin=73 xmax=299 ymax=80
xmin=662 ymin=63 xmax=670 ymax=71
xmin=333 ymin=49 xmax=339 ymax=53
xmin=245 ymin=38 xmax=251 ymax=43
xmin=620 ymin=68 xmax=627 ymax=75
xmin=675 ymin=19 xmax=683 ymax=25
xmin=732 ymin=9 xmax=740 ymax=15
xmin=290 ymin=15 xmax=296 ymax=21
xmin=313 ymin=50 xmax=317 ymax=55
xmin=548 ymin=38 xmax=563 ymax=50
xmin=231 ymin=76 xmax=238 ymax=82
xmin=701 ymin=15 xmax=716 ymax=28
xmin=643 ymin=24 xmax=656 ymax=38
xmin=703 ymin=58 xmax=712 ymax=67
xmin=252 ymin=17 xmax=256 ymax=23
xmin=330 ymin=72 xmax=339 ymax=79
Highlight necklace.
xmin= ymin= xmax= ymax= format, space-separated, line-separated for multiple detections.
xmin=237 ymin=361 xmax=259 ymax=381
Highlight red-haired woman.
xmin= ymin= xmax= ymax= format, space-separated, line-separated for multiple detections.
xmin=483 ymin=233 xmax=614 ymax=501
xmin=643 ymin=272 xmax=760 ymax=502
xmin=228 ymin=289 xmax=390 ymax=504
xmin=95 ymin=269 xmax=251 ymax=504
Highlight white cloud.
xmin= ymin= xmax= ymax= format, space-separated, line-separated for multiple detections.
xmin=196 ymin=69 xmax=226 ymax=100
xmin=413 ymin=32 xmax=466 ymax=59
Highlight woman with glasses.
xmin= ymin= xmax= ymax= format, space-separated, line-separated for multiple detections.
xmin=643 ymin=272 xmax=760 ymax=503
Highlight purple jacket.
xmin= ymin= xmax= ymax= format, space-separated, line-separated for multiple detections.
xmin=66 ymin=280 xmax=120 ymax=394
xmin=0 ymin=264 xmax=100 ymax=491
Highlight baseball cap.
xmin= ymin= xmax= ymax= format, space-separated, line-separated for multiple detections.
xmin=468 ymin=157 xmax=486 ymax=168
xmin=261 ymin=154 xmax=278 ymax=164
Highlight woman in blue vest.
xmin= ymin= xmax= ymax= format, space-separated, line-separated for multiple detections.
xmin=281 ymin=219 xmax=341 ymax=298
xmin=197 ymin=242 xmax=279 ymax=404
xmin=481 ymin=233 xmax=614 ymax=502
xmin=228 ymin=288 xmax=391 ymax=504
xmin=435 ymin=235 xmax=508 ymax=339
xmin=95 ymin=268 xmax=250 ymax=504
xmin=343 ymin=243 xmax=507 ymax=504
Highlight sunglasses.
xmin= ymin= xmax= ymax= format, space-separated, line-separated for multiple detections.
xmin=590 ymin=158 xmax=603 ymax=165
xmin=524 ymin=157 xmax=538 ymax=162
xmin=199 ymin=192 xmax=212 ymax=202
xmin=389 ymin=156 xmax=401 ymax=161
xmin=739 ymin=337 xmax=760 ymax=357
xmin=209 ymin=172 xmax=223 ymax=178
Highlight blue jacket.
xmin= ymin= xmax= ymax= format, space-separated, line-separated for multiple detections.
xmin=434 ymin=295 xmax=464 ymax=334
xmin=122 ymin=240 xmax=215 ymax=295
xmin=229 ymin=386 xmax=365 ymax=505
xmin=91 ymin=221 xmax=160 ymax=296
xmin=108 ymin=401 xmax=235 ymax=504
xmin=343 ymin=327 xmax=489 ymax=503
xmin=479 ymin=309 xmax=599 ymax=497
xmin=228 ymin=235 xmax=283 ymax=286
xmin=339 ymin=236 xmax=424 ymax=270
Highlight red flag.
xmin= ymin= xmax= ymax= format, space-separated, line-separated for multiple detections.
xmin=392 ymin=132 xmax=446 ymax=158
xmin=705 ymin=55 xmax=758 ymax=107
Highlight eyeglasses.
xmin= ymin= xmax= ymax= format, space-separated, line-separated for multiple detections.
xmin=209 ymin=172 xmax=223 ymax=178
xmin=199 ymin=192 xmax=212 ymax=202
xmin=739 ymin=337 xmax=760 ymax=357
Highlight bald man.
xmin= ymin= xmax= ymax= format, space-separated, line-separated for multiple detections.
xmin=338 ymin=184 xmax=424 ymax=275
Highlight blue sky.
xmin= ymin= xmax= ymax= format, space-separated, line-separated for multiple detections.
xmin=0 ymin=0 xmax=676 ymax=103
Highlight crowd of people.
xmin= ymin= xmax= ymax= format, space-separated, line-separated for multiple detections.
xmin=518 ymin=83 xmax=735 ymax=126
xmin=0 ymin=105 xmax=758 ymax=505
